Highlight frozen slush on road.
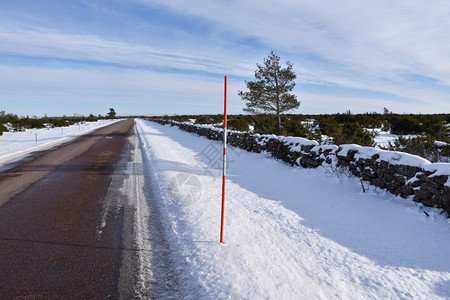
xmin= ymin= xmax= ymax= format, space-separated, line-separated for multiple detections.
xmin=134 ymin=119 xmax=450 ymax=299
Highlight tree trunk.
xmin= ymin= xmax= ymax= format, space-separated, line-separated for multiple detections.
xmin=276 ymin=91 xmax=281 ymax=135
xmin=277 ymin=112 xmax=282 ymax=135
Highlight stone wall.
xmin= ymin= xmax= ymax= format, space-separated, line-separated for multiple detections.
xmin=154 ymin=120 xmax=450 ymax=216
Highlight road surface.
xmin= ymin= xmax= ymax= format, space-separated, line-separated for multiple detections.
xmin=0 ymin=119 xmax=139 ymax=298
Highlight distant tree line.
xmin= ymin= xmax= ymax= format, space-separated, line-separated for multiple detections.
xmin=149 ymin=112 xmax=450 ymax=162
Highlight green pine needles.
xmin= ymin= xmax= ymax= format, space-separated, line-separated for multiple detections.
xmin=239 ymin=51 xmax=300 ymax=135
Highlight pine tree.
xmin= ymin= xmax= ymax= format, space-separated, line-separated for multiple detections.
xmin=238 ymin=51 xmax=300 ymax=135
xmin=107 ymin=108 xmax=116 ymax=119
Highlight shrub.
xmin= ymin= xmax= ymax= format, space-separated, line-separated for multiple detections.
xmin=0 ymin=123 xmax=6 ymax=135
xmin=228 ymin=115 xmax=252 ymax=132
xmin=334 ymin=121 xmax=374 ymax=146
xmin=281 ymin=117 xmax=310 ymax=137
xmin=387 ymin=136 xmax=441 ymax=162
xmin=252 ymin=115 xmax=277 ymax=134
xmin=390 ymin=115 xmax=422 ymax=135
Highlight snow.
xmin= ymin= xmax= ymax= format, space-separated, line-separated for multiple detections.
xmin=282 ymin=136 xmax=319 ymax=152
xmin=370 ymin=128 xmax=417 ymax=148
xmin=371 ymin=129 xmax=398 ymax=148
xmin=195 ymin=124 xmax=221 ymax=132
xmin=339 ymin=144 xmax=431 ymax=167
xmin=0 ymin=119 xmax=120 ymax=172
xmin=1 ymin=118 xmax=449 ymax=299
xmin=253 ymin=134 xmax=319 ymax=152
xmin=338 ymin=144 xmax=450 ymax=186
xmin=424 ymin=163 xmax=450 ymax=187
xmin=435 ymin=141 xmax=449 ymax=147
xmin=133 ymin=119 xmax=450 ymax=299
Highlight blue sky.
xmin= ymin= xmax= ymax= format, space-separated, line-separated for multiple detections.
xmin=1 ymin=0 xmax=449 ymax=117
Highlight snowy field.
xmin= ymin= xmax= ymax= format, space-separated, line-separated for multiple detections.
xmin=1 ymin=119 xmax=449 ymax=299
xmin=372 ymin=129 xmax=401 ymax=148
xmin=370 ymin=128 xmax=417 ymax=148
xmin=134 ymin=119 xmax=450 ymax=299
xmin=0 ymin=119 xmax=119 ymax=172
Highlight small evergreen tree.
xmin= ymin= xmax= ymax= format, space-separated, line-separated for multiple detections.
xmin=228 ymin=115 xmax=252 ymax=132
xmin=390 ymin=115 xmax=422 ymax=135
xmin=252 ymin=114 xmax=278 ymax=134
xmin=336 ymin=121 xmax=374 ymax=146
xmin=281 ymin=117 xmax=310 ymax=137
xmin=318 ymin=116 xmax=341 ymax=138
xmin=87 ymin=114 xmax=98 ymax=122
xmin=107 ymin=108 xmax=116 ymax=119
xmin=388 ymin=136 xmax=440 ymax=162
xmin=238 ymin=51 xmax=300 ymax=135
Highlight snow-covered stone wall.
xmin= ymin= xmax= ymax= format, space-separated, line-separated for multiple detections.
xmin=154 ymin=120 xmax=450 ymax=216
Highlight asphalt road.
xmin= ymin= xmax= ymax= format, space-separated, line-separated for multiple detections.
xmin=0 ymin=119 xmax=136 ymax=299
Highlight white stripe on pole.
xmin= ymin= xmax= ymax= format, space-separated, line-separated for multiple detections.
xmin=223 ymin=127 xmax=227 ymax=176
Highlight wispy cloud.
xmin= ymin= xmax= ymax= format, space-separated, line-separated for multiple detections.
xmin=140 ymin=0 xmax=450 ymax=77
xmin=0 ymin=26 xmax=253 ymax=77
xmin=137 ymin=0 xmax=450 ymax=111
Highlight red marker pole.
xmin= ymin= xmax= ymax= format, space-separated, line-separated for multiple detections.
xmin=220 ymin=76 xmax=228 ymax=244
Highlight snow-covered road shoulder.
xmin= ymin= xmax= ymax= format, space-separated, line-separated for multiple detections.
xmin=137 ymin=119 xmax=450 ymax=299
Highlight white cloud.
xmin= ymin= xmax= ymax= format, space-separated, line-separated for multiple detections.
xmin=0 ymin=26 xmax=253 ymax=77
